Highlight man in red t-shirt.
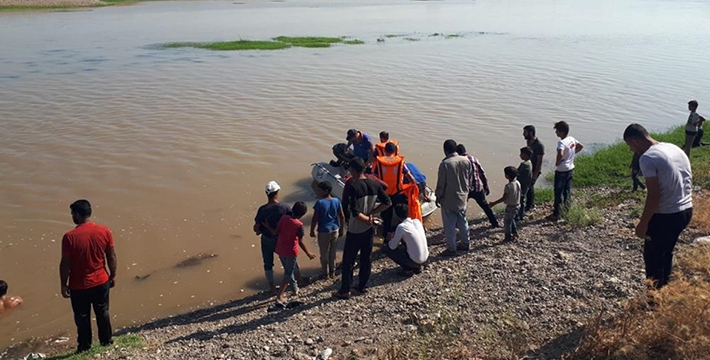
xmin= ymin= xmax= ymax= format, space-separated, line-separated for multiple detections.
xmin=59 ymin=199 xmax=117 ymax=353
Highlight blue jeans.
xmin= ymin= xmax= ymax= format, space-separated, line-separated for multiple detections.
xmin=260 ymin=235 xmax=277 ymax=286
xmin=441 ymin=207 xmax=469 ymax=251
xmin=278 ymin=256 xmax=299 ymax=292
xmin=553 ymin=170 xmax=574 ymax=217
xmin=504 ymin=206 xmax=518 ymax=240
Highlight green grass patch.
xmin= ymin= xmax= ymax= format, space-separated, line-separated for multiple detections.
xmin=273 ymin=36 xmax=342 ymax=48
xmin=46 ymin=334 xmax=144 ymax=360
xmin=0 ymin=4 xmax=100 ymax=11
xmin=562 ymin=203 xmax=603 ymax=228
xmin=385 ymin=34 xmax=407 ymax=38
xmin=403 ymin=37 xmax=420 ymax=41
xmin=164 ymin=40 xmax=291 ymax=51
xmin=445 ymin=34 xmax=462 ymax=39
xmin=535 ymin=187 xmax=554 ymax=205
xmin=343 ymin=39 xmax=365 ymax=45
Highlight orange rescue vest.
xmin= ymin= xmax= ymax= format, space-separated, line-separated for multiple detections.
xmin=375 ymin=155 xmax=405 ymax=196
xmin=375 ymin=140 xmax=399 ymax=157
xmin=401 ymin=183 xmax=423 ymax=222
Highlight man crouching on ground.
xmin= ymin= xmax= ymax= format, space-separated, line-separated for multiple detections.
xmin=384 ymin=203 xmax=429 ymax=277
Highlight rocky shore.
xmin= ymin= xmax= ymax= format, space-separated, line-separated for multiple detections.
xmin=53 ymin=187 xmax=697 ymax=360
xmin=0 ymin=0 xmax=103 ymax=7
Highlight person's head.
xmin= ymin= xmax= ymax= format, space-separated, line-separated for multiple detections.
xmin=265 ymin=181 xmax=281 ymax=201
xmin=346 ymin=129 xmax=362 ymax=143
xmin=384 ymin=142 xmax=397 ymax=156
xmin=623 ymin=123 xmax=653 ymax=154
xmin=520 ymin=146 xmax=533 ymax=161
xmin=394 ymin=202 xmax=409 ymax=220
xmin=0 ymin=280 xmax=7 ymax=297
xmin=349 ymin=157 xmax=366 ymax=176
xmin=316 ymin=181 xmax=333 ymax=198
xmin=554 ymin=121 xmax=569 ymax=139
xmin=70 ymin=199 xmax=92 ymax=225
xmin=504 ymin=166 xmax=518 ymax=181
xmin=523 ymin=125 xmax=536 ymax=140
xmin=443 ymin=140 xmax=457 ymax=155
xmin=291 ymin=201 xmax=307 ymax=219
xmin=456 ymin=144 xmax=467 ymax=156
xmin=379 ymin=131 xmax=390 ymax=143
xmin=689 ymin=100 xmax=699 ymax=112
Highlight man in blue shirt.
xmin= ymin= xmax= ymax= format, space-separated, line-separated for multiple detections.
xmin=331 ymin=129 xmax=376 ymax=169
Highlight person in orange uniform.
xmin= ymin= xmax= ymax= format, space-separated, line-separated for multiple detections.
xmin=376 ymin=131 xmax=400 ymax=157
xmin=375 ymin=142 xmax=416 ymax=238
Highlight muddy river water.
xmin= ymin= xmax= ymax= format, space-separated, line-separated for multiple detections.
xmin=0 ymin=0 xmax=709 ymax=349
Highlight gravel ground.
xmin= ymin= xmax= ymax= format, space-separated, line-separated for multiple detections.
xmin=0 ymin=0 xmax=103 ymax=7
xmin=7 ymin=188 xmax=706 ymax=360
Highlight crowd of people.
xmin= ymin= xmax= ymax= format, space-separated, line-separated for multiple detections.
xmin=0 ymin=102 xmax=701 ymax=355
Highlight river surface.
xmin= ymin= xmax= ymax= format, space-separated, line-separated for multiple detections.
xmin=1 ymin=0 xmax=709 ymax=350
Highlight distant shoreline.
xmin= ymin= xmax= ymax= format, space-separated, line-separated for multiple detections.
xmin=0 ymin=0 xmax=147 ymax=11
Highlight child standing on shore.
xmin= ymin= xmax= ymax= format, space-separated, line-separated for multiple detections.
xmin=489 ymin=166 xmax=522 ymax=242
xmin=517 ymin=147 xmax=533 ymax=221
xmin=266 ymin=202 xmax=316 ymax=303
xmin=310 ymin=182 xmax=345 ymax=279
xmin=630 ymin=152 xmax=646 ymax=192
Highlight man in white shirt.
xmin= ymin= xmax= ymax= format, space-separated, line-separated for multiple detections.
xmin=548 ymin=121 xmax=584 ymax=221
xmin=683 ymin=100 xmax=706 ymax=156
xmin=384 ymin=203 xmax=429 ymax=276
xmin=624 ymin=123 xmax=693 ymax=289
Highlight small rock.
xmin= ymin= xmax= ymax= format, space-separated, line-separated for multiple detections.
xmin=305 ymin=338 xmax=314 ymax=345
xmin=342 ymin=340 xmax=352 ymax=347
xmin=263 ymin=346 xmax=270 ymax=352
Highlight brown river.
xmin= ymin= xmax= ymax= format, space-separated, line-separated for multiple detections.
xmin=0 ymin=0 xmax=709 ymax=350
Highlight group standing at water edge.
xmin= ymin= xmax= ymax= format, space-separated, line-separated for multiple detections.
xmin=0 ymin=101 xmax=702 ymax=354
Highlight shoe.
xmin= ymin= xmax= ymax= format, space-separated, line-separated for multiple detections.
xmin=397 ymin=269 xmax=415 ymax=277
xmin=546 ymin=215 xmax=559 ymax=222
xmin=267 ymin=302 xmax=286 ymax=312
xmin=285 ymin=300 xmax=303 ymax=309
xmin=440 ymin=249 xmax=457 ymax=257
xmin=456 ymin=244 xmax=470 ymax=251
xmin=101 ymin=339 xmax=114 ymax=347
xmin=355 ymin=286 xmax=369 ymax=294
xmin=489 ymin=224 xmax=499 ymax=229
xmin=413 ymin=267 xmax=422 ymax=275
xmin=332 ymin=291 xmax=351 ymax=300
xmin=76 ymin=347 xmax=91 ymax=354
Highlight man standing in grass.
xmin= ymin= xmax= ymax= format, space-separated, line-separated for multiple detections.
xmin=548 ymin=121 xmax=584 ymax=221
xmin=523 ymin=125 xmax=545 ymax=211
xmin=683 ymin=100 xmax=706 ymax=156
xmin=624 ymin=124 xmax=693 ymax=289
xmin=60 ymin=200 xmax=117 ymax=353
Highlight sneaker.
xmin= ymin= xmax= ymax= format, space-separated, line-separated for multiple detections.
xmin=456 ymin=244 xmax=470 ymax=252
xmin=332 ymin=291 xmax=351 ymax=300
xmin=397 ymin=269 xmax=415 ymax=277
xmin=440 ymin=249 xmax=457 ymax=257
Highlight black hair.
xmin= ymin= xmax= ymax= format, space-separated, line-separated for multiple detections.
xmin=70 ymin=199 xmax=92 ymax=218
xmin=456 ymin=144 xmax=467 ymax=155
xmin=504 ymin=166 xmax=518 ymax=180
xmin=292 ymin=201 xmax=308 ymax=218
xmin=523 ymin=125 xmax=536 ymax=136
xmin=444 ymin=139 xmax=458 ymax=154
xmin=267 ymin=191 xmax=278 ymax=200
xmin=317 ymin=181 xmax=333 ymax=195
xmin=0 ymin=280 xmax=7 ymax=297
xmin=384 ymin=142 xmax=397 ymax=154
xmin=380 ymin=131 xmax=389 ymax=141
xmin=349 ymin=157 xmax=365 ymax=174
xmin=394 ymin=202 xmax=409 ymax=219
xmin=554 ymin=121 xmax=570 ymax=136
xmin=689 ymin=100 xmax=699 ymax=111
xmin=520 ymin=147 xmax=533 ymax=157
xmin=623 ymin=123 xmax=649 ymax=141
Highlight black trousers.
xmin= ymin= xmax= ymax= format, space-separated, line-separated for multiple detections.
xmin=339 ymin=228 xmax=374 ymax=293
xmin=644 ymin=208 xmax=693 ymax=289
xmin=383 ymin=244 xmax=421 ymax=271
xmin=525 ymin=176 xmax=537 ymax=211
xmin=70 ymin=281 xmax=112 ymax=351
xmin=468 ymin=190 xmax=499 ymax=227
xmin=381 ymin=193 xmax=407 ymax=239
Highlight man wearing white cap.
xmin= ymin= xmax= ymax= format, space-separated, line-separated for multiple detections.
xmin=254 ymin=181 xmax=291 ymax=294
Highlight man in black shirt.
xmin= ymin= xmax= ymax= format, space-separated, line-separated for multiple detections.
xmin=253 ymin=181 xmax=291 ymax=295
xmin=333 ymin=158 xmax=391 ymax=299
xmin=523 ymin=125 xmax=545 ymax=211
